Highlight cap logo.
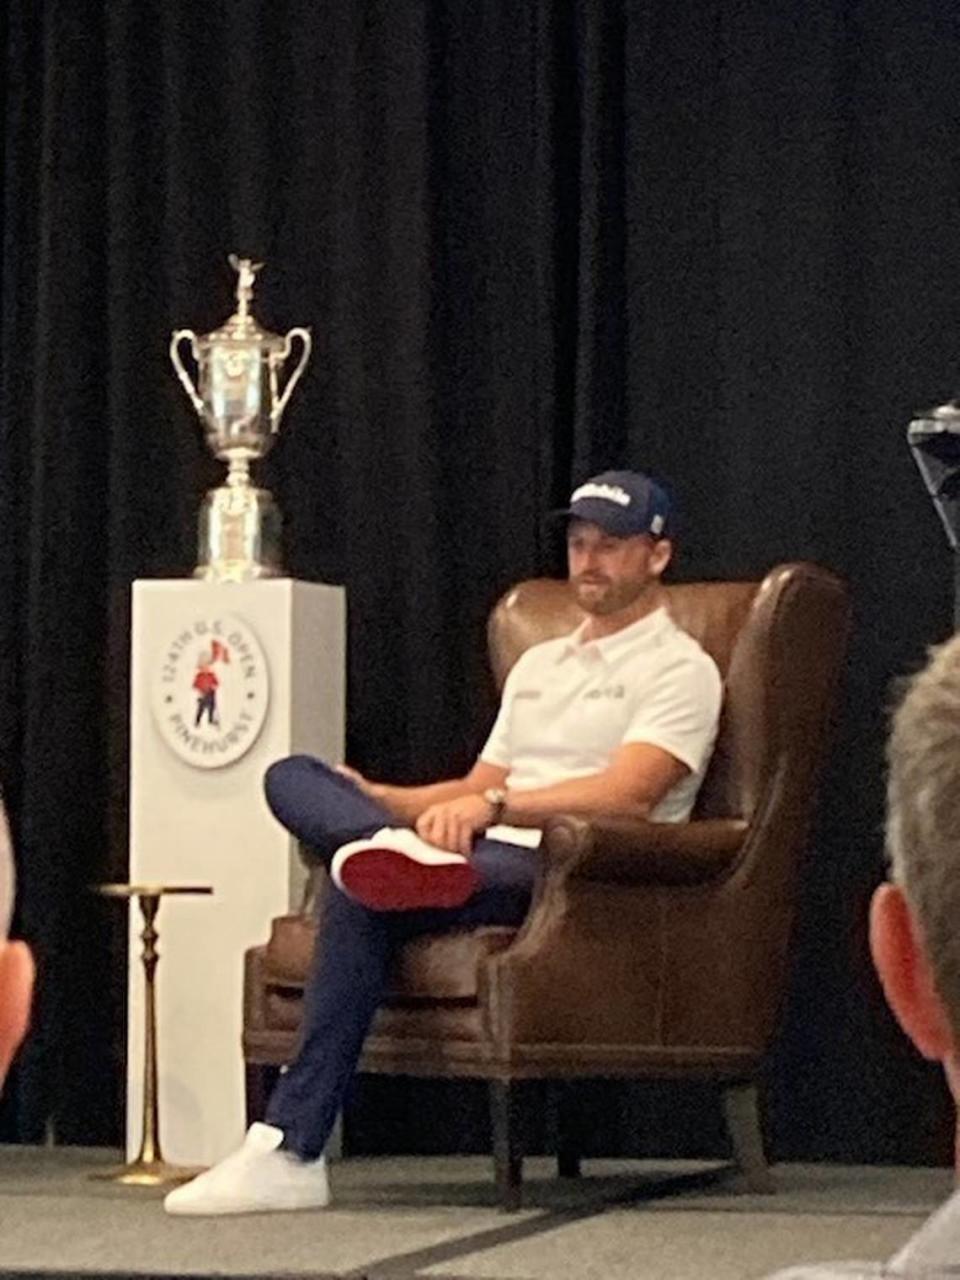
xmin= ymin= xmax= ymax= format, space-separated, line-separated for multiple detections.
xmin=651 ymin=513 xmax=665 ymax=535
xmin=570 ymin=482 xmax=631 ymax=507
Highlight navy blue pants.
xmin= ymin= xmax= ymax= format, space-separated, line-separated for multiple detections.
xmin=262 ymin=755 xmax=538 ymax=1159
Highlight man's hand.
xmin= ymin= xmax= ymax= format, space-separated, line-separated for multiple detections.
xmin=335 ymin=763 xmax=399 ymax=812
xmin=335 ymin=763 xmax=378 ymax=797
xmin=335 ymin=764 xmax=420 ymax=824
xmin=416 ymin=794 xmax=494 ymax=856
xmin=335 ymin=761 xmax=509 ymax=829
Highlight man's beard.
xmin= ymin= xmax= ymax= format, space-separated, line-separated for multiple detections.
xmin=572 ymin=575 xmax=653 ymax=616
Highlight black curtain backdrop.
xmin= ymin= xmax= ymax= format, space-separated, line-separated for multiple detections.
xmin=1 ymin=0 xmax=958 ymax=1162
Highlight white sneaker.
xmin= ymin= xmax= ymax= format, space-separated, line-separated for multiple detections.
xmin=163 ymin=1122 xmax=329 ymax=1216
xmin=331 ymin=826 xmax=478 ymax=911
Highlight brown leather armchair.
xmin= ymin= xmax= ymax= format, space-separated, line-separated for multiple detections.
xmin=243 ymin=562 xmax=850 ymax=1207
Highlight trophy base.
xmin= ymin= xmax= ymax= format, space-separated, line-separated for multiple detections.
xmin=196 ymin=484 xmax=283 ymax=584
xmin=193 ymin=561 xmax=282 ymax=584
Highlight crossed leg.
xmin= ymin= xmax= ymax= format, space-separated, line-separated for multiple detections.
xmin=262 ymin=755 xmax=538 ymax=1158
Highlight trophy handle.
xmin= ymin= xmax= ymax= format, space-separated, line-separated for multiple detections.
xmin=169 ymin=330 xmax=205 ymax=418
xmin=271 ymin=327 xmax=312 ymax=431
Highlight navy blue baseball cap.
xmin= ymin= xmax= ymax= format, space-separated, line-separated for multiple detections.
xmin=551 ymin=470 xmax=673 ymax=539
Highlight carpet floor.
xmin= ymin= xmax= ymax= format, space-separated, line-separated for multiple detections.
xmin=0 ymin=1146 xmax=951 ymax=1280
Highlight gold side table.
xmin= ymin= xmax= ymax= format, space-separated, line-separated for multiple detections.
xmin=94 ymin=883 xmax=213 ymax=1187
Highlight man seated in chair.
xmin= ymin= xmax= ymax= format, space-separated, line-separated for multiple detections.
xmin=165 ymin=469 xmax=723 ymax=1216
xmin=0 ymin=790 xmax=34 ymax=1092
xmin=770 ymin=634 xmax=960 ymax=1277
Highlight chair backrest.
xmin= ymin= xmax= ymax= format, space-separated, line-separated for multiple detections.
xmin=487 ymin=563 xmax=850 ymax=825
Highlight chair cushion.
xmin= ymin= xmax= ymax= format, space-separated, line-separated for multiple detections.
xmin=263 ymin=913 xmax=517 ymax=1004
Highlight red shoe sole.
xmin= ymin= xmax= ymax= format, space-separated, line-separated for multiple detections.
xmin=337 ymin=848 xmax=478 ymax=911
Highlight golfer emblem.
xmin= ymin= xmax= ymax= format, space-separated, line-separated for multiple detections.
xmin=150 ymin=614 xmax=270 ymax=769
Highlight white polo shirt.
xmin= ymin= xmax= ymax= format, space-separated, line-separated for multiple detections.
xmin=480 ymin=606 xmax=722 ymax=847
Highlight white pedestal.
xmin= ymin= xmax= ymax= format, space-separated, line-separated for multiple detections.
xmin=126 ymin=578 xmax=344 ymax=1165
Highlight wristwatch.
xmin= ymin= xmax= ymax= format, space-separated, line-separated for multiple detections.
xmin=483 ymin=787 xmax=508 ymax=826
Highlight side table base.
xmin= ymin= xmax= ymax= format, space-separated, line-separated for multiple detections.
xmin=92 ymin=883 xmax=213 ymax=1188
xmin=91 ymin=1158 xmax=204 ymax=1188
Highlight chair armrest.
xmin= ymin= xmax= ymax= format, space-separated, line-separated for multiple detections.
xmin=540 ymin=814 xmax=748 ymax=886
xmin=479 ymin=815 xmax=750 ymax=1048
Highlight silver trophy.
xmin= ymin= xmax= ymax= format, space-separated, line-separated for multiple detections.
xmin=170 ymin=255 xmax=312 ymax=582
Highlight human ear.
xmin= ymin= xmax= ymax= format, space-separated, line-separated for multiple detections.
xmin=0 ymin=941 xmax=33 ymax=1088
xmin=870 ymin=883 xmax=956 ymax=1062
xmin=651 ymin=538 xmax=673 ymax=577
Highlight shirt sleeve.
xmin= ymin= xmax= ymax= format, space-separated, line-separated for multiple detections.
xmin=621 ymin=651 xmax=723 ymax=775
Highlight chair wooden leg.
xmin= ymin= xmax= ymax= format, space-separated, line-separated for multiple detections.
xmin=553 ymin=1081 xmax=582 ymax=1179
xmin=723 ymin=1082 xmax=775 ymax=1194
xmin=490 ymin=1080 xmax=523 ymax=1211
xmin=245 ymin=1062 xmax=279 ymax=1127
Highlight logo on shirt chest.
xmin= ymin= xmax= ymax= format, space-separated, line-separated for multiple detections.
xmin=584 ymin=684 xmax=626 ymax=700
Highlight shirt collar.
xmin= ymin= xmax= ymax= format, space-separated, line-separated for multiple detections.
xmin=556 ymin=606 xmax=670 ymax=666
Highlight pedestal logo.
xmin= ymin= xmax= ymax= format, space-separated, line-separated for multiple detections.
xmin=150 ymin=613 xmax=270 ymax=769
